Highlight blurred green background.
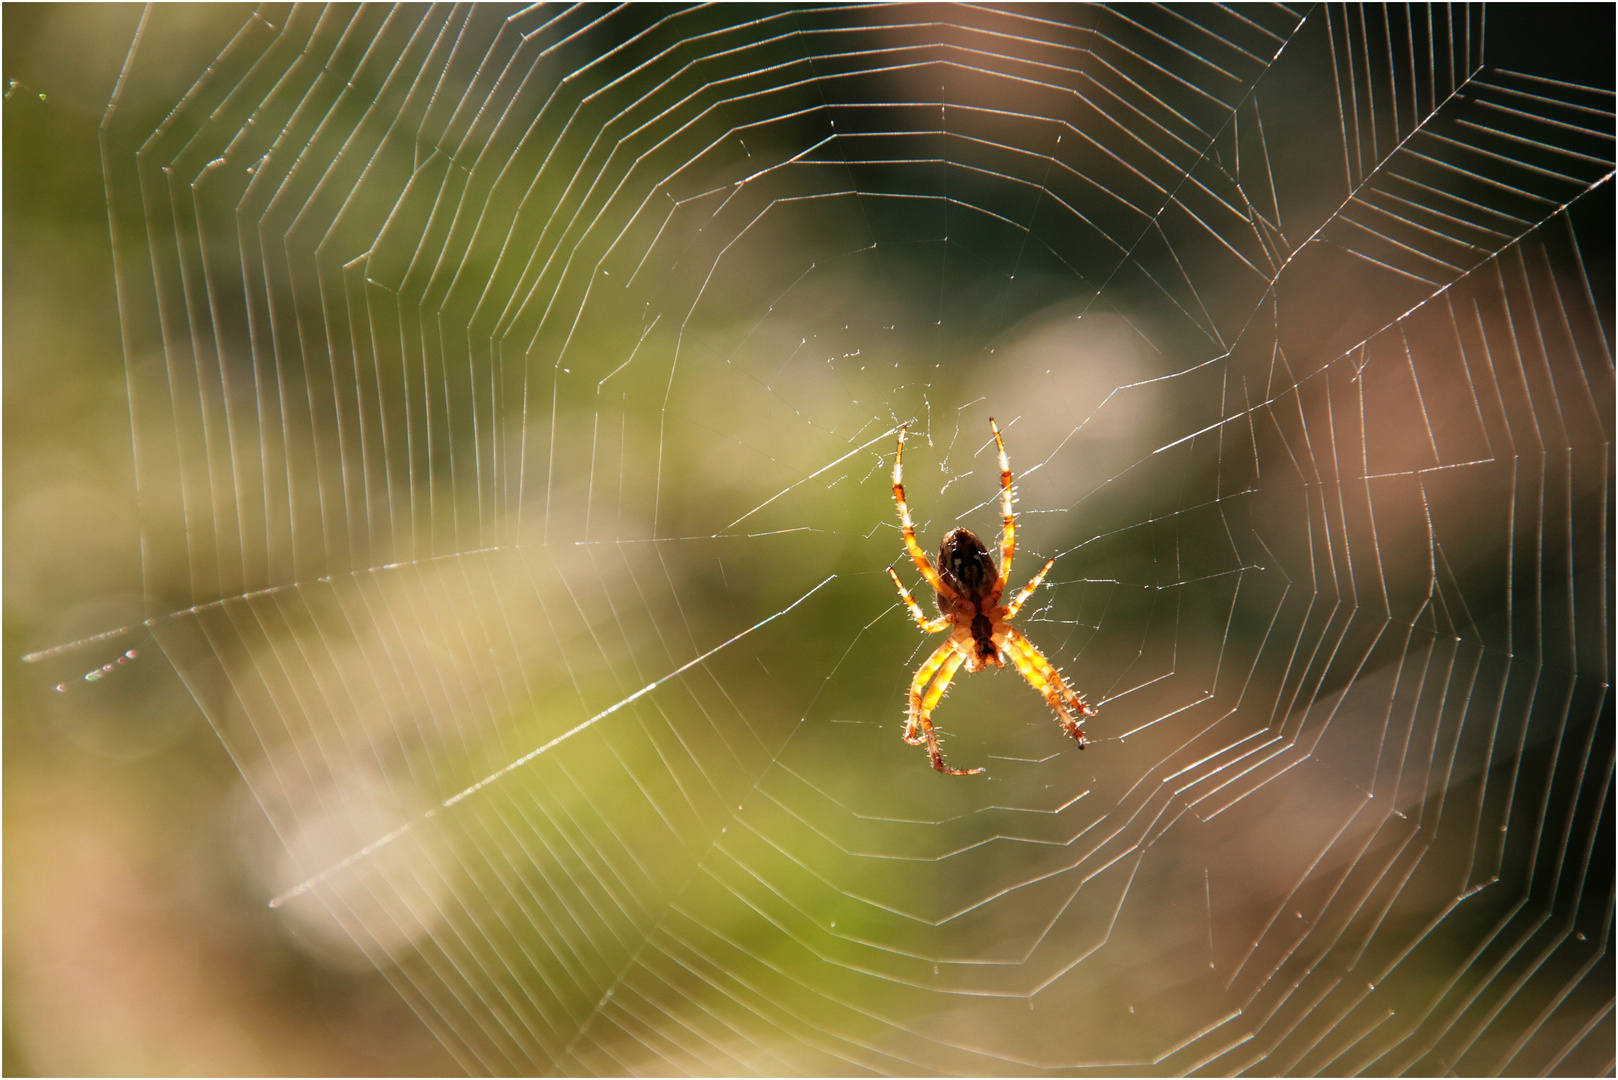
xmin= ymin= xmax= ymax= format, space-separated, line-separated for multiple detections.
xmin=4 ymin=5 xmax=458 ymax=1072
xmin=6 ymin=5 xmax=1611 ymax=1076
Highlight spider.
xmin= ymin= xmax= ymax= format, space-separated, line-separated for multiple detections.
xmin=887 ymin=419 xmax=1096 ymax=775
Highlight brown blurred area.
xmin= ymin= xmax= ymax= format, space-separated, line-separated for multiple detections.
xmin=3 ymin=6 xmax=456 ymax=1073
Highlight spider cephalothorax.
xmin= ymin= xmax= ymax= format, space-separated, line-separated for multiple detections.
xmin=887 ymin=419 xmax=1097 ymax=774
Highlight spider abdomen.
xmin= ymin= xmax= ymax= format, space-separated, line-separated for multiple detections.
xmin=936 ymin=527 xmax=999 ymax=608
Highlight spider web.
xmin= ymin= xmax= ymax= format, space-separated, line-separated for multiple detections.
xmin=65 ymin=3 xmax=1613 ymax=1074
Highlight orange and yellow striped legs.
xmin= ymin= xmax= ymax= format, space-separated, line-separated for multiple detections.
xmin=1002 ymin=626 xmax=1095 ymax=747
xmin=1003 ymin=557 xmax=1056 ymax=619
xmin=892 ymin=424 xmax=958 ymax=601
xmin=888 ymin=568 xmax=951 ymax=633
xmin=990 ymin=418 xmax=1015 ymax=592
xmin=905 ymin=640 xmax=981 ymax=774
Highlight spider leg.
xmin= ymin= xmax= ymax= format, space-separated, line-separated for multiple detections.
xmin=990 ymin=418 xmax=1015 ymax=593
xmin=888 ymin=568 xmax=951 ymax=633
xmin=893 ymin=425 xmax=959 ymax=601
xmin=906 ymin=640 xmax=982 ymax=775
xmin=1003 ymin=557 xmax=1056 ymax=620
xmin=904 ymin=640 xmax=957 ymax=745
xmin=1002 ymin=626 xmax=1095 ymax=747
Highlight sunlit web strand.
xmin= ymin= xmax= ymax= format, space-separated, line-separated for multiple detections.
xmin=20 ymin=545 xmax=526 ymax=663
xmin=269 ymin=574 xmax=835 ymax=909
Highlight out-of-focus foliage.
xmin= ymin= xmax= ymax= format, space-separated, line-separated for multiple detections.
xmin=6 ymin=5 xmax=1611 ymax=1076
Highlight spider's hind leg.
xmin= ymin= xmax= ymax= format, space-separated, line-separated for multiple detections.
xmin=893 ymin=425 xmax=960 ymax=602
xmin=990 ymin=418 xmax=1016 ymax=592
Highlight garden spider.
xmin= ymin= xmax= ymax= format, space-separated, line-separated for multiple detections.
xmin=888 ymin=419 xmax=1096 ymax=775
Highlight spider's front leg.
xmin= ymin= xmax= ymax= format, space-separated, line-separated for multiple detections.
xmin=1002 ymin=627 xmax=1096 ymax=747
xmin=906 ymin=640 xmax=982 ymax=775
